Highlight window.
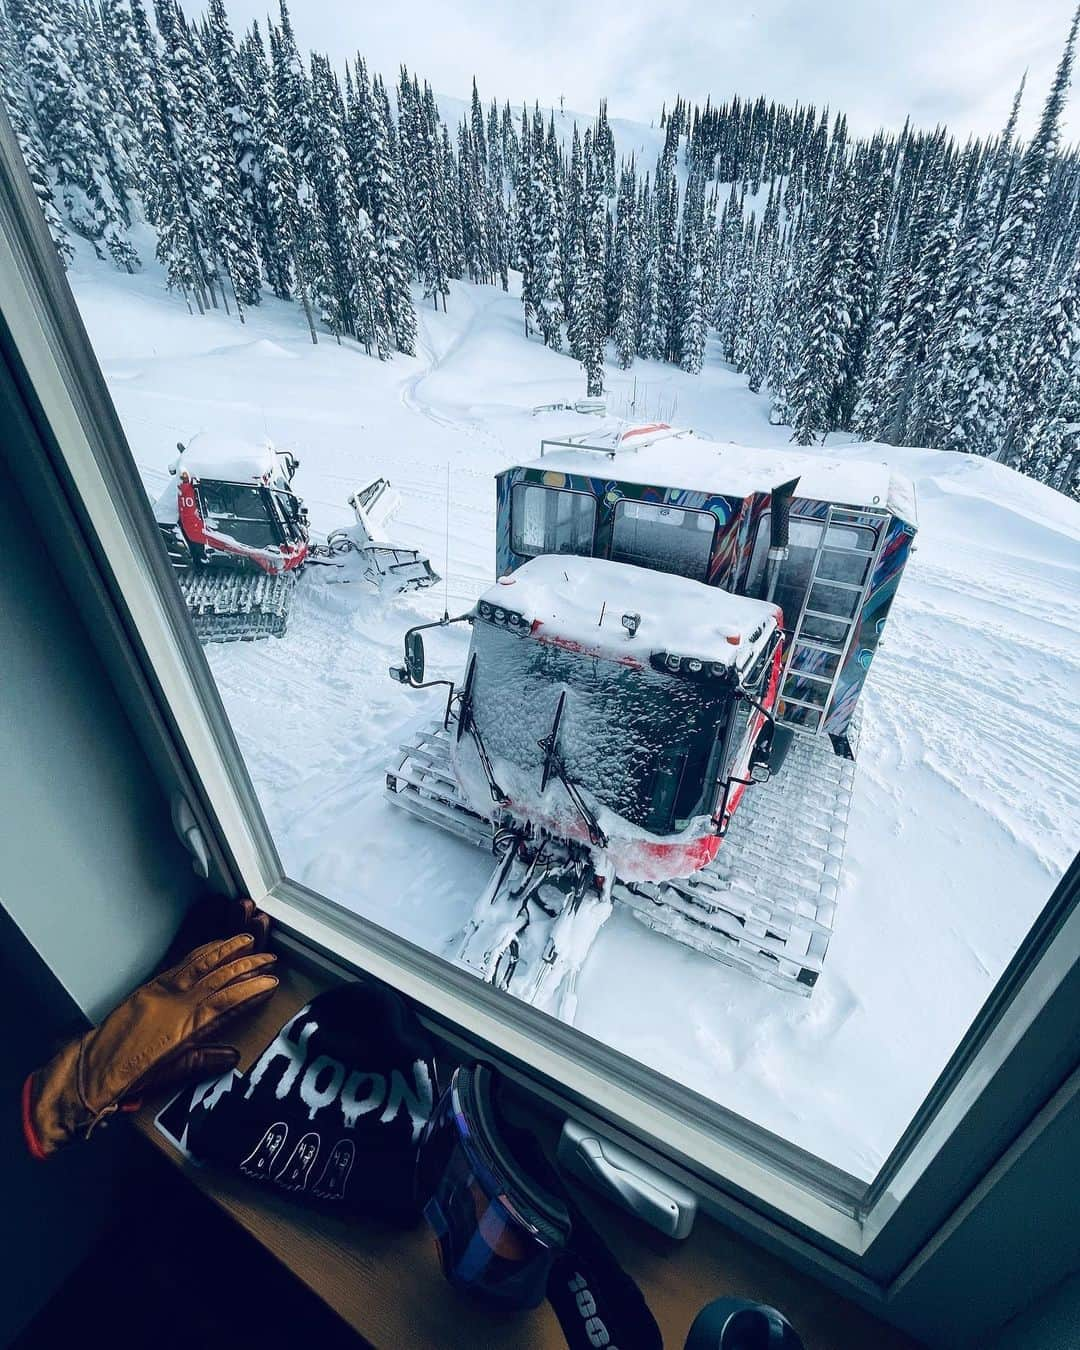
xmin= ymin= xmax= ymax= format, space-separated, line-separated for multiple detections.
xmin=3 ymin=40 xmax=1078 ymax=1308
xmin=511 ymin=483 xmax=597 ymax=558
xmin=750 ymin=516 xmax=877 ymax=631
xmin=610 ymin=500 xmax=716 ymax=581
xmin=199 ymin=483 xmax=280 ymax=549
xmin=470 ymin=620 xmax=731 ymax=833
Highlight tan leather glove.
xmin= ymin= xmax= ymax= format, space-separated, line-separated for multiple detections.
xmin=22 ymin=933 xmax=278 ymax=1159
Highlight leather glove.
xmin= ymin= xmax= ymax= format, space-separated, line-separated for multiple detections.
xmin=161 ymin=896 xmax=272 ymax=970
xmin=22 ymin=933 xmax=278 ymax=1159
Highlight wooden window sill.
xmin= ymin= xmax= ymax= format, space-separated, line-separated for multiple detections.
xmin=133 ymin=962 xmax=919 ymax=1349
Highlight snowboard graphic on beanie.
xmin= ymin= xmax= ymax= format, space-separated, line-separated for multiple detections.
xmin=185 ymin=981 xmax=437 ymax=1220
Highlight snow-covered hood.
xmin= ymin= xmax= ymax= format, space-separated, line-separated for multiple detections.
xmin=480 ymin=554 xmax=779 ymax=671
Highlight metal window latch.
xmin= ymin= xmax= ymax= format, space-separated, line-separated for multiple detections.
xmin=171 ymin=794 xmax=210 ymax=880
xmin=557 ymin=1118 xmax=698 ymax=1239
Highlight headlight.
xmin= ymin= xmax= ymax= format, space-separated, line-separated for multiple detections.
xmin=479 ymin=601 xmax=493 ymax=619
xmin=665 ymin=653 xmax=681 ymax=671
xmin=686 ymin=658 xmax=703 ymax=673
xmin=494 ymin=607 xmax=506 ymax=622
xmin=710 ymin=661 xmax=726 ymax=677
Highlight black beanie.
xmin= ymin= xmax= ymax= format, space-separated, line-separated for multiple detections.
xmin=184 ymin=980 xmax=437 ymax=1222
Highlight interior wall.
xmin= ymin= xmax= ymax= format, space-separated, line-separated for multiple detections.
xmin=0 ymin=466 xmax=200 ymax=1022
xmin=988 ymin=1271 xmax=1080 ymax=1350
xmin=0 ymin=457 xmax=201 ymax=1342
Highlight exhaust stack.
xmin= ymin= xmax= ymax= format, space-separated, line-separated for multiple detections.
xmin=764 ymin=478 xmax=800 ymax=604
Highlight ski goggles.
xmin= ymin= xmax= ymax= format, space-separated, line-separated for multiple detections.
xmin=415 ymin=1062 xmax=571 ymax=1309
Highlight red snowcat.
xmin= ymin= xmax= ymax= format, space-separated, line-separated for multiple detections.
xmin=155 ymin=433 xmax=438 ymax=642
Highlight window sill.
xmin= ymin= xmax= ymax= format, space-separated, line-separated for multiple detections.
xmin=132 ymin=959 xmax=919 ymax=1350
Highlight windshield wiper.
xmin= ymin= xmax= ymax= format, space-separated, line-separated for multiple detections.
xmin=456 ymin=655 xmax=509 ymax=806
xmin=537 ymin=692 xmax=608 ymax=849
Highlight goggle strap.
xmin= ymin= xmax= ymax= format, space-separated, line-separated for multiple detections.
xmin=546 ymin=1199 xmax=662 ymax=1350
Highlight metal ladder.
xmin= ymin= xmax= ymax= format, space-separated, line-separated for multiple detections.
xmin=776 ymin=506 xmax=889 ymax=736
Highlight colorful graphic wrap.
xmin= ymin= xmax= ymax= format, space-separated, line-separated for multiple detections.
xmin=494 ymin=467 xmax=916 ymax=743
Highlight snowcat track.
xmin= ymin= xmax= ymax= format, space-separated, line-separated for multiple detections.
xmin=614 ymin=729 xmax=855 ymax=995
xmin=384 ymin=722 xmax=855 ymax=997
xmin=179 ymin=570 xmax=297 ymax=644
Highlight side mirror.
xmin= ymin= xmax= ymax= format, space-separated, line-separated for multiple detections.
xmin=389 ymin=665 xmax=409 ymax=684
xmin=749 ymin=723 xmax=773 ymax=783
xmin=404 ymin=630 xmax=426 ymax=684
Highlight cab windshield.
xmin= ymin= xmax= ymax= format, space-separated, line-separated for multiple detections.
xmin=199 ymin=482 xmax=280 ymax=549
xmin=469 ymin=621 xmax=734 ymax=834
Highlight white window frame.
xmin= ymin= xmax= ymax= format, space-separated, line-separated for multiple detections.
xmin=2 ymin=112 xmax=1076 ymax=1305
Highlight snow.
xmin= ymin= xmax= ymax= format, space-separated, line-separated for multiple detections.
xmin=168 ymin=430 xmax=291 ymax=486
xmin=534 ymin=422 xmax=916 ymax=524
xmin=485 ymin=554 xmax=778 ymax=668
xmin=68 ymin=234 xmax=1080 ymax=1183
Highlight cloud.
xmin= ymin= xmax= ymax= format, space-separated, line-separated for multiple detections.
xmin=184 ymin=0 xmax=1080 ymax=144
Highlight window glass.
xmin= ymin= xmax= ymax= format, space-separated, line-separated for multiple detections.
xmin=8 ymin=0 xmax=1077 ymax=1205
xmin=471 ymin=621 xmax=731 ymax=833
xmin=511 ymin=484 xmax=596 ymax=557
xmin=768 ymin=519 xmax=877 ymax=633
xmin=610 ymin=500 xmax=715 ymax=580
xmin=199 ymin=483 xmax=278 ymax=549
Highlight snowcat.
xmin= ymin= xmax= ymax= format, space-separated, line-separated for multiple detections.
xmin=385 ymin=423 xmax=917 ymax=1001
xmin=154 ymin=434 xmax=439 ymax=643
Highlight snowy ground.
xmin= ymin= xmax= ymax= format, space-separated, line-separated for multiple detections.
xmin=71 ymin=237 xmax=1080 ymax=1181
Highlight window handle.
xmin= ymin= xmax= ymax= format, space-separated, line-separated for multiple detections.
xmin=171 ymin=794 xmax=210 ymax=880
xmin=558 ymin=1118 xmax=697 ymax=1239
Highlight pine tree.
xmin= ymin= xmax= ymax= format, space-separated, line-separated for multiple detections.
xmin=573 ymin=149 xmax=606 ymax=395
xmin=787 ymin=157 xmax=855 ymax=443
xmin=958 ymin=10 xmax=1078 ymax=457
xmin=349 ymin=64 xmax=415 ymax=353
xmin=612 ymin=159 xmax=640 ymax=368
xmin=0 ymin=1 xmax=70 ymax=262
xmin=13 ymin=0 xmax=136 ymax=268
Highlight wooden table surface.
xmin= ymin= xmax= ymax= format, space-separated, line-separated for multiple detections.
xmin=134 ymin=964 xmax=920 ymax=1350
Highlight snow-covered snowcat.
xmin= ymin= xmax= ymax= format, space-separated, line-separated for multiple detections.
xmin=386 ymin=424 xmax=917 ymax=1000
xmin=154 ymin=434 xmax=438 ymax=643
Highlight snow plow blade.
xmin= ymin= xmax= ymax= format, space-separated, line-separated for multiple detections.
xmin=321 ymin=478 xmax=439 ymax=593
xmin=178 ymin=570 xmax=297 ymax=643
xmin=385 ymin=722 xmax=854 ymax=998
xmin=354 ymin=546 xmax=439 ymax=594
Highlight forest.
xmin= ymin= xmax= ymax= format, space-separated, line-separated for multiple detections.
xmin=1 ymin=0 xmax=1079 ymax=498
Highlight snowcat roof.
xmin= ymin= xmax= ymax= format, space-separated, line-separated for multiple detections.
xmin=170 ymin=433 xmax=292 ymax=486
xmin=525 ymin=423 xmax=918 ymax=526
xmin=482 ymin=554 xmax=779 ymax=670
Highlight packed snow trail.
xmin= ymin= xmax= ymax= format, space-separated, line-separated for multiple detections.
xmin=69 ymin=240 xmax=1080 ymax=1181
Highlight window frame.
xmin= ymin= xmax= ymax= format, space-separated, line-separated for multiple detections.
xmin=609 ymin=496 xmax=717 ymax=582
xmin=510 ymin=480 xmax=598 ymax=559
xmin=3 ymin=108 xmax=1077 ymax=1308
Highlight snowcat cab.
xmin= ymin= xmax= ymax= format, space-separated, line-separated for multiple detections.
xmin=386 ymin=423 xmax=917 ymax=997
xmin=155 ymin=434 xmax=310 ymax=578
xmin=444 ymin=557 xmax=784 ymax=884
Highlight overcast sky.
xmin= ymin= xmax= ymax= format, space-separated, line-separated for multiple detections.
xmin=189 ymin=0 xmax=1080 ymax=143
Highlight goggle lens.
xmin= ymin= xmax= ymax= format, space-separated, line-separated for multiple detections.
xmin=416 ymin=1074 xmax=560 ymax=1309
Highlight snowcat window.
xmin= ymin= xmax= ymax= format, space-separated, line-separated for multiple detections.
xmin=610 ymin=500 xmax=715 ymax=581
xmin=470 ymin=622 xmax=731 ymax=834
xmin=763 ymin=517 xmax=877 ymax=634
xmin=273 ymin=491 xmax=303 ymax=541
xmin=511 ymin=484 xmax=596 ymax=558
xmin=198 ymin=483 xmax=279 ymax=549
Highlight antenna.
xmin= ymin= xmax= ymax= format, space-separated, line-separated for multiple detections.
xmin=443 ymin=463 xmax=451 ymax=622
